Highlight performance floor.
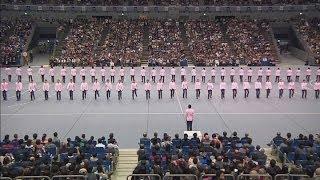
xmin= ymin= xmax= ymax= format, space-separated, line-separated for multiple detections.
xmin=1 ymin=65 xmax=319 ymax=148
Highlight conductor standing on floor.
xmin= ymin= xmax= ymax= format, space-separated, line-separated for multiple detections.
xmin=185 ymin=104 xmax=195 ymax=131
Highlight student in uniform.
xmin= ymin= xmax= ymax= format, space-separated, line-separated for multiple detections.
xmin=257 ymin=68 xmax=263 ymax=82
xmin=160 ymin=67 xmax=165 ymax=83
xmin=93 ymin=79 xmax=101 ymax=100
xmin=80 ymin=67 xmax=86 ymax=81
xmin=230 ymin=68 xmax=235 ymax=82
xmin=239 ymin=67 xmax=244 ymax=83
xmin=247 ymin=68 xmax=253 ymax=83
xmin=278 ymin=79 xmax=285 ymax=99
xmin=157 ymin=79 xmax=163 ymax=99
xmin=67 ymin=79 xmax=75 ymax=100
xmin=301 ymin=80 xmax=308 ymax=99
xmin=305 ymin=68 xmax=311 ymax=82
xmin=60 ymin=66 xmax=67 ymax=83
xmin=131 ymin=80 xmax=138 ymax=100
xmin=110 ymin=67 xmax=116 ymax=83
xmin=201 ymin=68 xmax=206 ymax=83
xmin=275 ymin=68 xmax=281 ymax=83
xmin=182 ymin=79 xmax=188 ymax=99
xmin=170 ymin=67 xmax=176 ymax=81
xmin=243 ymin=80 xmax=250 ymax=98
xmin=15 ymin=79 xmax=23 ymax=101
xmin=90 ymin=66 xmax=96 ymax=83
xmin=42 ymin=79 xmax=50 ymax=100
xmin=286 ymin=68 xmax=292 ymax=83
xmin=220 ymin=80 xmax=226 ymax=99
xmin=145 ymin=79 xmax=151 ymax=100
xmin=101 ymin=66 xmax=106 ymax=83
xmin=55 ymin=80 xmax=63 ymax=101
xmin=5 ymin=67 xmax=12 ymax=82
xmin=231 ymin=80 xmax=238 ymax=99
xmin=295 ymin=68 xmax=301 ymax=82
xmin=105 ymin=79 xmax=112 ymax=100
xmin=181 ymin=67 xmax=186 ymax=82
xmin=28 ymin=80 xmax=37 ymax=101
xmin=211 ymin=68 xmax=216 ymax=83
xmin=151 ymin=68 xmax=156 ymax=83
xmin=255 ymin=79 xmax=262 ymax=99
xmin=130 ymin=67 xmax=135 ymax=82
xmin=119 ymin=67 xmax=125 ymax=82
xmin=1 ymin=79 xmax=8 ymax=101
xmin=39 ymin=65 xmax=45 ymax=83
xmin=265 ymin=79 xmax=272 ymax=98
xmin=16 ymin=66 xmax=22 ymax=81
xmin=49 ymin=66 xmax=55 ymax=83
xmin=288 ymin=80 xmax=295 ymax=98
xmin=207 ymin=80 xmax=213 ymax=99
xmin=169 ymin=79 xmax=176 ymax=99
xmin=116 ymin=80 xmax=124 ymax=100
xmin=185 ymin=104 xmax=195 ymax=131
xmin=314 ymin=80 xmax=320 ymax=99
xmin=191 ymin=67 xmax=196 ymax=83
xmin=141 ymin=67 xmax=146 ymax=83
xmin=27 ymin=66 xmax=33 ymax=82
xmin=71 ymin=66 xmax=77 ymax=83
xmin=266 ymin=68 xmax=271 ymax=82
xmin=195 ymin=79 xmax=201 ymax=99
xmin=80 ymin=79 xmax=89 ymax=100
xmin=220 ymin=68 xmax=226 ymax=81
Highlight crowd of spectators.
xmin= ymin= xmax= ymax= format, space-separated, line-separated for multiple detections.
xmin=186 ymin=20 xmax=233 ymax=66
xmin=0 ymin=132 xmax=118 ymax=178
xmin=226 ymin=18 xmax=277 ymax=66
xmin=97 ymin=20 xmax=144 ymax=67
xmin=296 ymin=18 xmax=320 ymax=65
xmin=147 ymin=20 xmax=185 ymax=67
xmin=0 ymin=19 xmax=33 ymax=66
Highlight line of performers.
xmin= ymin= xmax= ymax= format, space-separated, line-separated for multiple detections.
xmin=1 ymin=77 xmax=320 ymax=101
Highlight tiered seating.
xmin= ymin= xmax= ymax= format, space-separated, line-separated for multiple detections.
xmin=97 ymin=20 xmax=144 ymax=67
xmin=186 ymin=20 xmax=233 ymax=66
xmin=148 ymin=20 xmax=184 ymax=66
xmin=0 ymin=133 xmax=118 ymax=178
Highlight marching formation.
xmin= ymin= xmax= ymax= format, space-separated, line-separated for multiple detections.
xmin=1 ymin=66 xmax=320 ymax=101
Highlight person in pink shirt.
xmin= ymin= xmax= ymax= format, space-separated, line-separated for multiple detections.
xmin=239 ymin=67 xmax=244 ymax=83
xmin=15 ymin=79 xmax=23 ymax=101
xmin=207 ymin=80 xmax=213 ymax=99
xmin=27 ymin=66 xmax=33 ymax=82
xmin=275 ymin=68 xmax=281 ymax=83
xmin=144 ymin=79 xmax=151 ymax=100
xmin=130 ymin=67 xmax=135 ymax=82
xmin=301 ymin=80 xmax=308 ymax=99
xmin=191 ymin=67 xmax=196 ymax=83
xmin=220 ymin=68 xmax=226 ymax=81
xmin=1 ymin=79 xmax=9 ymax=101
xmin=110 ymin=66 xmax=116 ymax=83
xmin=5 ymin=67 xmax=12 ymax=82
xmin=90 ymin=66 xmax=96 ymax=83
xmin=80 ymin=67 xmax=86 ymax=81
xmin=151 ymin=67 xmax=156 ymax=83
xmin=278 ymin=79 xmax=285 ymax=99
xmin=170 ymin=67 xmax=176 ymax=82
xmin=80 ymin=79 xmax=89 ymax=100
xmin=71 ymin=66 xmax=77 ymax=83
xmin=105 ymin=79 xmax=112 ymax=100
xmin=288 ymin=80 xmax=295 ymax=98
xmin=286 ymin=68 xmax=293 ymax=83
xmin=220 ymin=80 xmax=226 ymax=99
xmin=180 ymin=67 xmax=186 ymax=82
xmin=157 ymin=79 xmax=163 ymax=99
xmin=201 ymin=68 xmax=206 ymax=83
xmin=254 ymin=79 xmax=262 ymax=99
xmin=247 ymin=68 xmax=253 ymax=83
xmin=141 ymin=67 xmax=146 ymax=83
xmin=243 ymin=80 xmax=250 ymax=98
xmin=131 ymin=80 xmax=138 ymax=100
xmin=60 ymin=66 xmax=67 ymax=83
xmin=257 ymin=68 xmax=263 ymax=82
xmin=67 ymin=79 xmax=75 ymax=100
xmin=119 ymin=66 xmax=125 ymax=82
xmin=265 ymin=79 xmax=272 ymax=98
xmin=93 ymin=79 xmax=101 ymax=100
xmin=49 ymin=66 xmax=55 ymax=83
xmin=101 ymin=66 xmax=106 ymax=83
xmin=116 ymin=80 xmax=124 ymax=100
xmin=230 ymin=68 xmax=235 ymax=82
xmin=16 ymin=66 xmax=22 ymax=81
xmin=211 ymin=67 xmax=216 ymax=83
xmin=314 ymin=80 xmax=320 ymax=99
xmin=28 ymin=79 xmax=37 ymax=101
xmin=160 ymin=67 xmax=165 ymax=83
xmin=182 ymin=79 xmax=188 ymax=98
xmin=185 ymin=104 xmax=195 ymax=131
xmin=42 ymin=79 xmax=50 ymax=100
xmin=55 ymin=79 xmax=63 ymax=100
xmin=195 ymin=79 xmax=201 ymax=99
xmin=169 ymin=79 xmax=176 ymax=99
xmin=266 ymin=68 xmax=271 ymax=82
xmin=295 ymin=68 xmax=301 ymax=82
xmin=231 ymin=80 xmax=238 ymax=99
xmin=305 ymin=68 xmax=312 ymax=82
xmin=39 ymin=65 xmax=46 ymax=82
xmin=317 ymin=67 xmax=320 ymax=82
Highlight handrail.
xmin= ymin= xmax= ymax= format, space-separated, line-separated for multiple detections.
xmin=126 ymin=174 xmax=161 ymax=180
xmin=164 ymin=174 xmax=198 ymax=180
xmin=14 ymin=176 xmax=51 ymax=180
xmin=0 ymin=178 xmax=13 ymax=180
xmin=201 ymin=174 xmax=235 ymax=180
xmin=237 ymin=174 xmax=272 ymax=180
xmin=51 ymin=175 xmax=86 ymax=179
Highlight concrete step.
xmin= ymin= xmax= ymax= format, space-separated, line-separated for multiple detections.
xmin=118 ymin=156 xmax=138 ymax=161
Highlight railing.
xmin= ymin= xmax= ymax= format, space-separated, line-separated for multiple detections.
xmin=201 ymin=174 xmax=235 ymax=180
xmin=0 ymin=178 xmax=13 ymax=180
xmin=237 ymin=174 xmax=272 ymax=180
xmin=275 ymin=174 xmax=309 ymax=180
xmin=51 ymin=175 xmax=86 ymax=180
xmin=14 ymin=176 xmax=51 ymax=180
xmin=163 ymin=174 xmax=198 ymax=180
xmin=127 ymin=174 xmax=162 ymax=180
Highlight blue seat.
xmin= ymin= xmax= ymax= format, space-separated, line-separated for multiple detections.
xmin=296 ymin=160 xmax=308 ymax=167
xmin=182 ymin=146 xmax=189 ymax=157
xmin=172 ymin=139 xmax=181 ymax=149
xmin=287 ymin=152 xmax=295 ymax=162
xmin=140 ymin=139 xmax=151 ymax=149
xmin=94 ymin=147 xmax=106 ymax=155
xmin=60 ymin=153 xmax=68 ymax=162
xmin=46 ymin=147 xmax=57 ymax=156
xmin=273 ymin=139 xmax=284 ymax=146
xmin=103 ymin=160 xmax=112 ymax=172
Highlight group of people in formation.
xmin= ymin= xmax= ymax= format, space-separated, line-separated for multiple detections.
xmin=1 ymin=66 xmax=320 ymax=102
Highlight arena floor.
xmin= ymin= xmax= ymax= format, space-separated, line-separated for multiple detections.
xmin=1 ymin=65 xmax=320 ymax=148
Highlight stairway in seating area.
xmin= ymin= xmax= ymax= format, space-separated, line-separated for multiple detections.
xmin=111 ymin=149 xmax=138 ymax=180
xmin=140 ymin=21 xmax=150 ymax=67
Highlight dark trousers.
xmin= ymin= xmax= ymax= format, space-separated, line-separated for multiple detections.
xmin=196 ymin=89 xmax=200 ymax=99
xmin=142 ymin=76 xmax=145 ymax=83
xmin=16 ymin=91 xmax=21 ymax=101
xmin=302 ymin=90 xmax=307 ymax=98
xmin=69 ymin=90 xmax=73 ymax=100
xmin=106 ymin=90 xmax=111 ymax=99
xmin=132 ymin=89 xmax=137 ymax=99
xmin=240 ymin=75 xmax=243 ymax=82
xmin=41 ymin=75 xmax=45 ymax=82
xmin=202 ymin=76 xmax=205 ymax=83
xmin=18 ymin=75 xmax=22 ymax=81
xmin=279 ymin=89 xmax=283 ymax=98
xmin=62 ymin=76 xmax=66 ymax=83
xmin=266 ymin=89 xmax=271 ymax=98
xmin=248 ymin=76 xmax=252 ymax=82
xmin=82 ymin=76 xmax=85 ymax=81
xmin=295 ymin=76 xmax=300 ymax=82
xmin=221 ymin=89 xmax=225 ymax=99
xmin=315 ymin=90 xmax=319 ymax=99
xmin=171 ymin=75 xmax=175 ymax=81
xmin=232 ymin=89 xmax=237 ymax=99
xmin=258 ymin=75 xmax=262 ymax=82
xmin=183 ymin=89 xmax=187 ymax=98
xmin=118 ymin=91 xmax=122 ymax=100
xmin=8 ymin=75 xmax=11 ymax=82
xmin=187 ymin=121 xmax=193 ymax=131
xmin=161 ymin=76 xmax=165 ymax=83
xmin=95 ymin=90 xmax=100 ymax=100
xmin=28 ymin=75 xmax=33 ymax=82
xmin=221 ymin=76 xmax=225 ymax=81
xmin=131 ymin=75 xmax=135 ymax=81
xmin=275 ymin=76 xmax=280 ymax=83
xmin=56 ymin=91 xmax=61 ymax=100
xmin=181 ymin=75 xmax=185 ymax=82
xmin=208 ymin=90 xmax=212 ymax=99
xmin=244 ymin=89 xmax=249 ymax=98
xmin=306 ymin=75 xmax=310 ymax=82
xmin=287 ymin=76 xmax=291 ymax=82
xmin=211 ymin=76 xmax=215 ymax=83
xmin=91 ymin=76 xmax=95 ymax=83
xmin=158 ymin=90 xmax=163 ymax=99
xmin=111 ymin=76 xmax=115 ymax=83
xmin=102 ymin=76 xmax=105 ymax=83
xmin=289 ymin=89 xmax=294 ymax=98
xmin=73 ymin=76 xmax=76 ymax=83
xmin=44 ymin=91 xmax=48 ymax=100
xmin=170 ymin=89 xmax=175 ymax=99
xmin=30 ymin=91 xmax=35 ymax=101
xmin=2 ymin=90 xmax=7 ymax=101
xmin=230 ymin=75 xmax=234 ymax=82
xmin=82 ymin=90 xmax=87 ymax=100
xmin=152 ymin=76 xmax=155 ymax=83
xmin=51 ymin=76 xmax=54 ymax=83
xmin=266 ymin=76 xmax=270 ymax=82
xmin=256 ymin=89 xmax=260 ymax=98
xmin=191 ymin=76 xmax=195 ymax=83
xmin=317 ymin=75 xmax=320 ymax=81
xmin=146 ymin=90 xmax=150 ymax=100
xmin=121 ymin=76 xmax=124 ymax=82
